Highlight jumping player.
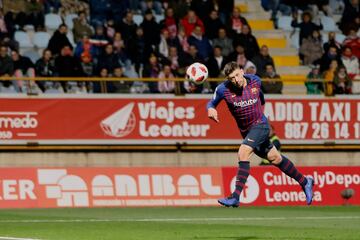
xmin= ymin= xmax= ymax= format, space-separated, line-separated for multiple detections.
xmin=207 ymin=62 xmax=314 ymax=207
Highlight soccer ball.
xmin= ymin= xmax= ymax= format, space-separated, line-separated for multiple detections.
xmin=186 ymin=62 xmax=208 ymax=85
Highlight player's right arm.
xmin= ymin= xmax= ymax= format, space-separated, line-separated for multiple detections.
xmin=207 ymin=84 xmax=224 ymax=123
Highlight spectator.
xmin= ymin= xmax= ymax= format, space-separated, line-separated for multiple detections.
xmin=74 ymin=35 xmax=95 ymax=61
xmin=127 ymin=27 xmax=146 ymax=73
xmin=191 ymin=0 xmax=214 ymax=21
xmin=212 ymin=28 xmax=233 ymax=57
xmin=11 ymin=50 xmax=41 ymax=93
xmin=97 ymin=44 xmax=121 ymax=74
xmin=316 ymin=46 xmax=342 ymax=72
xmin=180 ymin=9 xmax=204 ymax=37
xmin=140 ymin=0 xmax=163 ymax=15
xmin=142 ymin=53 xmax=161 ymax=93
xmin=342 ymin=29 xmax=360 ymax=59
xmin=216 ymin=0 xmax=234 ymax=24
xmin=158 ymin=64 xmax=176 ymax=93
xmin=112 ymin=66 xmax=132 ymax=93
xmin=229 ymin=7 xmax=248 ymax=37
xmin=169 ymin=0 xmax=192 ymax=20
xmin=203 ymin=9 xmax=224 ymax=40
xmin=233 ymin=24 xmax=260 ymax=60
xmin=333 ymin=66 xmax=352 ymax=94
xmin=305 ymin=64 xmax=324 ymax=94
xmin=166 ymin=46 xmax=182 ymax=76
xmin=323 ymin=31 xmax=342 ymax=54
xmin=93 ymin=67 xmax=110 ymax=93
xmin=0 ymin=9 xmax=7 ymax=39
xmin=110 ymin=0 xmax=130 ymax=24
xmin=48 ymin=24 xmax=73 ymax=56
xmin=173 ymin=27 xmax=189 ymax=53
xmin=300 ymin=29 xmax=323 ymax=65
xmin=261 ymin=64 xmax=283 ymax=94
xmin=187 ymin=25 xmax=212 ymax=61
xmin=252 ymin=45 xmax=275 ymax=77
xmin=0 ymin=45 xmax=14 ymax=91
xmin=117 ymin=11 xmax=137 ymax=44
xmin=158 ymin=29 xmax=170 ymax=58
xmin=206 ymin=46 xmax=227 ymax=90
xmin=25 ymin=0 xmax=45 ymax=30
xmin=141 ymin=9 xmax=161 ymax=53
xmin=228 ymin=44 xmax=245 ymax=62
xmin=90 ymin=24 xmax=110 ymax=59
xmin=322 ymin=59 xmax=339 ymax=95
xmin=73 ymin=11 xmax=94 ymax=44
xmin=341 ymin=46 xmax=359 ymax=79
xmin=291 ymin=11 xmax=323 ymax=46
xmin=160 ymin=7 xmax=178 ymax=39
xmin=35 ymin=49 xmax=56 ymax=91
xmin=265 ymin=0 xmax=292 ymax=23
xmin=339 ymin=0 xmax=360 ymax=34
xmin=104 ymin=19 xmax=116 ymax=39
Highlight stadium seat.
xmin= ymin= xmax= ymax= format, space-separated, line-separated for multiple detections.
xmin=155 ymin=14 xmax=164 ymax=23
xmin=321 ymin=16 xmax=338 ymax=31
xmin=14 ymin=31 xmax=34 ymax=48
xmin=45 ymin=13 xmax=63 ymax=30
xmin=277 ymin=16 xmax=293 ymax=31
xmin=133 ymin=14 xmax=143 ymax=25
xmin=33 ymin=31 xmax=51 ymax=49
xmin=65 ymin=14 xmax=78 ymax=30
xmin=22 ymin=49 xmax=40 ymax=63
xmin=321 ymin=32 xmax=346 ymax=44
xmin=67 ymin=31 xmax=76 ymax=46
xmin=289 ymin=31 xmax=300 ymax=49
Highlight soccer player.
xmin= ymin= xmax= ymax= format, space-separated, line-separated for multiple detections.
xmin=207 ymin=61 xmax=314 ymax=207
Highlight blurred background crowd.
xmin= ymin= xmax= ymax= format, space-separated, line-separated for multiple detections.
xmin=0 ymin=0 xmax=358 ymax=95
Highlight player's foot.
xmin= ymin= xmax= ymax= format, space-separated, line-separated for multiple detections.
xmin=303 ymin=177 xmax=314 ymax=205
xmin=218 ymin=196 xmax=239 ymax=207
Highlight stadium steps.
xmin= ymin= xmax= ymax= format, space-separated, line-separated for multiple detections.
xmin=257 ymin=38 xmax=287 ymax=48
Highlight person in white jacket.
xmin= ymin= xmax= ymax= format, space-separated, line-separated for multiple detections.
xmin=341 ymin=46 xmax=359 ymax=78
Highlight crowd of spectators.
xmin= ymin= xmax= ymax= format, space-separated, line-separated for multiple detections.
xmin=0 ymin=0 xmax=358 ymax=95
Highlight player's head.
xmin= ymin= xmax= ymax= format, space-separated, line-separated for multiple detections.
xmin=224 ymin=61 xmax=246 ymax=88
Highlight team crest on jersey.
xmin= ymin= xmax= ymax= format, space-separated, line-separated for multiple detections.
xmin=251 ymin=88 xmax=258 ymax=94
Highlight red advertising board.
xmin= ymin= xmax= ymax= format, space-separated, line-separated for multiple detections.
xmin=222 ymin=166 xmax=360 ymax=206
xmin=0 ymin=166 xmax=358 ymax=208
xmin=0 ymin=95 xmax=360 ymax=144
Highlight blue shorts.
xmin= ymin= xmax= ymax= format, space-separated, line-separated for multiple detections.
xmin=242 ymin=123 xmax=274 ymax=159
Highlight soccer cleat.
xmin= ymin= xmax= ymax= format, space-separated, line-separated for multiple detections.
xmin=303 ymin=177 xmax=314 ymax=205
xmin=218 ymin=196 xmax=240 ymax=207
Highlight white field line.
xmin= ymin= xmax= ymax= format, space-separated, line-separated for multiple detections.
xmin=0 ymin=237 xmax=41 ymax=240
xmin=0 ymin=216 xmax=359 ymax=223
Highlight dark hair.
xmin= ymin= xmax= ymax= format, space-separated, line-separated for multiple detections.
xmin=223 ymin=61 xmax=240 ymax=77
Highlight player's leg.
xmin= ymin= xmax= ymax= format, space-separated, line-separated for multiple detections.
xmin=267 ymin=147 xmax=314 ymax=205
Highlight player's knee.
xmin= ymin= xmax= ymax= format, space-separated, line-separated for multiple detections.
xmin=238 ymin=145 xmax=253 ymax=161
xmin=268 ymin=152 xmax=282 ymax=165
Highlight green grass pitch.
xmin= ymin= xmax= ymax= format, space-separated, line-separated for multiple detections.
xmin=0 ymin=206 xmax=359 ymax=240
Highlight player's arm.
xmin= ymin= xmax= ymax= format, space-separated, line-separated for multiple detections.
xmin=259 ymin=91 xmax=265 ymax=105
xmin=207 ymin=85 xmax=223 ymax=123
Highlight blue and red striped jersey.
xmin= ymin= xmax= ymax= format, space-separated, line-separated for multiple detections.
xmin=207 ymin=74 xmax=267 ymax=136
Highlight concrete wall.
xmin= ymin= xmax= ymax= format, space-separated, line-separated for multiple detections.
xmin=0 ymin=151 xmax=359 ymax=167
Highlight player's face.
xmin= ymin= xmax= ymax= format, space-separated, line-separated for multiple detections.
xmin=228 ymin=68 xmax=246 ymax=88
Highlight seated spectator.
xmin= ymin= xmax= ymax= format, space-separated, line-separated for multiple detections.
xmin=11 ymin=50 xmax=41 ymax=94
xmin=333 ymin=66 xmax=352 ymax=94
xmin=322 ymin=59 xmax=339 ymax=95
xmin=233 ymin=24 xmax=260 ymax=60
xmin=187 ymin=25 xmax=212 ymax=61
xmin=216 ymin=0 xmax=234 ymax=24
xmin=48 ymin=24 xmax=73 ymax=56
xmin=112 ymin=66 xmax=132 ymax=93
xmin=0 ymin=45 xmax=14 ymax=91
xmin=342 ymin=29 xmax=360 ymax=59
xmin=341 ymin=46 xmax=359 ymax=79
xmin=74 ymin=35 xmax=95 ymax=60
xmin=180 ymin=10 xmax=204 ymax=37
xmin=245 ymin=65 xmax=257 ymax=75
xmin=206 ymin=46 xmax=227 ymax=90
xmin=299 ymin=29 xmax=323 ymax=65
xmin=181 ymin=44 xmax=203 ymax=67
xmin=191 ymin=0 xmax=214 ymax=22
xmin=203 ymin=10 xmax=224 ymax=40
xmin=127 ymin=27 xmax=146 ymax=74
xmin=323 ymin=31 xmax=342 ymax=54
xmin=142 ymin=54 xmax=161 ymax=93
xmin=140 ymin=0 xmax=163 ymax=15
xmin=305 ymin=64 xmax=324 ymax=94
xmin=228 ymin=44 xmax=245 ymax=63
xmin=116 ymin=11 xmax=137 ymax=44
xmin=229 ymin=7 xmax=248 ymax=37
xmin=316 ymin=46 xmax=342 ymax=72
xmin=235 ymin=52 xmax=256 ymax=72
xmin=291 ymin=11 xmax=322 ymax=47
xmin=93 ymin=67 xmax=110 ymax=93
xmin=158 ymin=29 xmax=170 ymax=58
xmin=35 ymin=49 xmax=56 ymax=91
xmin=160 ymin=7 xmax=178 ymax=39
xmin=173 ymin=28 xmax=189 ymax=53
xmin=104 ymin=19 xmax=115 ymax=39
xmin=252 ymin=45 xmax=275 ymax=77
xmin=261 ymin=64 xmax=283 ymax=94
xmin=25 ymin=0 xmax=45 ymax=30
xmin=73 ymin=11 xmax=93 ymax=43
xmin=212 ymin=28 xmax=233 ymax=57
xmin=97 ymin=44 xmax=121 ymax=74
xmin=158 ymin=64 xmax=175 ymax=93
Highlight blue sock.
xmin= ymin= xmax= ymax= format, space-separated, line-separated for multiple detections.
xmin=277 ymin=155 xmax=307 ymax=187
xmin=232 ymin=161 xmax=250 ymax=201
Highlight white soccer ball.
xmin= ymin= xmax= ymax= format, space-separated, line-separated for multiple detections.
xmin=186 ymin=62 xmax=208 ymax=85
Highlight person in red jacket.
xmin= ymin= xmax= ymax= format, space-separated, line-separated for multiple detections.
xmin=180 ymin=9 xmax=204 ymax=37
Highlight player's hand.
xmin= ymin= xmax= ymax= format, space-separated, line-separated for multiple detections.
xmin=208 ymin=108 xmax=219 ymax=123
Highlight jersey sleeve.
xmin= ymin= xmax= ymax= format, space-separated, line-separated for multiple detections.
xmin=253 ymin=75 xmax=262 ymax=88
xmin=207 ymin=85 xmax=224 ymax=109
